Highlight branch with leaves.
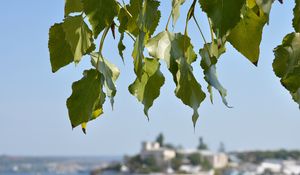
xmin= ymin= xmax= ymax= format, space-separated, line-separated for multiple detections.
xmin=48 ymin=0 xmax=300 ymax=133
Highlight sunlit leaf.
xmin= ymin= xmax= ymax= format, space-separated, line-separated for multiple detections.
xmin=228 ymin=7 xmax=268 ymax=65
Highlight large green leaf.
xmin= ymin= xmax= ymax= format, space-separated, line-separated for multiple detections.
xmin=62 ymin=15 xmax=95 ymax=63
xmin=172 ymin=0 xmax=186 ymax=27
xmin=67 ymin=69 xmax=105 ymax=128
xmin=199 ymin=0 xmax=245 ymax=38
xmin=293 ymin=0 xmax=300 ymax=32
xmin=65 ymin=0 xmax=83 ymax=16
xmin=129 ymin=58 xmax=165 ymax=117
xmin=146 ymin=31 xmax=206 ymax=126
xmin=228 ymin=7 xmax=268 ymax=65
xmin=200 ymin=42 xmax=229 ymax=107
xmin=83 ymin=0 xmax=119 ymax=38
xmin=48 ymin=23 xmax=73 ymax=73
xmin=91 ymin=53 xmax=120 ymax=107
xmin=273 ymin=32 xmax=300 ymax=107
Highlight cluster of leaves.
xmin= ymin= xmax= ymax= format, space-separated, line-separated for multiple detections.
xmin=48 ymin=0 xmax=300 ymax=133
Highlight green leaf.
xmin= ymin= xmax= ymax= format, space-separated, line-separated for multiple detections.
xmin=293 ymin=0 xmax=300 ymax=32
xmin=200 ymin=42 xmax=229 ymax=107
xmin=273 ymin=32 xmax=300 ymax=108
xmin=176 ymin=59 xmax=206 ymax=127
xmin=129 ymin=58 xmax=165 ymax=117
xmin=199 ymin=0 xmax=245 ymax=38
xmin=67 ymin=69 xmax=105 ymax=128
xmin=118 ymin=0 xmax=142 ymax=37
xmin=118 ymin=32 xmax=126 ymax=63
xmin=65 ymin=0 xmax=83 ymax=16
xmin=146 ymin=31 xmax=205 ymax=126
xmin=172 ymin=0 xmax=186 ymax=27
xmin=62 ymin=15 xmax=95 ymax=63
xmin=132 ymin=0 xmax=161 ymax=79
xmin=83 ymin=0 xmax=119 ymax=38
xmin=48 ymin=23 xmax=73 ymax=73
xmin=228 ymin=7 xmax=268 ymax=65
xmin=91 ymin=53 xmax=120 ymax=107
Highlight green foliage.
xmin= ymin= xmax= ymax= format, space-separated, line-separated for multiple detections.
xmin=155 ymin=133 xmax=164 ymax=146
xmin=236 ymin=150 xmax=300 ymax=163
xmin=48 ymin=0 xmax=300 ymax=133
xmin=197 ymin=137 xmax=208 ymax=150
xmin=187 ymin=153 xmax=202 ymax=165
xmin=273 ymin=33 xmax=300 ymax=108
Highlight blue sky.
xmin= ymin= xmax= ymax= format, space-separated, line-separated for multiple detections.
xmin=0 ymin=0 xmax=299 ymax=156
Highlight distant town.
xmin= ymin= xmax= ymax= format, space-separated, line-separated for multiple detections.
xmin=2 ymin=134 xmax=300 ymax=175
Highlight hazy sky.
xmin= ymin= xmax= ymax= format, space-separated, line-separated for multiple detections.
xmin=0 ymin=0 xmax=299 ymax=156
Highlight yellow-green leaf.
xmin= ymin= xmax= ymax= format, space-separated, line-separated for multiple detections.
xmin=228 ymin=7 xmax=268 ymax=65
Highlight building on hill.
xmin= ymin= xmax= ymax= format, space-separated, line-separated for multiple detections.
xmin=140 ymin=142 xmax=176 ymax=166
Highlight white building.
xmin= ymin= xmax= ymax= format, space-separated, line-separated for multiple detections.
xmin=177 ymin=149 xmax=229 ymax=169
xmin=257 ymin=159 xmax=282 ymax=174
xmin=140 ymin=142 xmax=176 ymax=166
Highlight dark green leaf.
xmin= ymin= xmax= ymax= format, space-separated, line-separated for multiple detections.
xmin=65 ymin=0 xmax=83 ymax=16
xmin=118 ymin=32 xmax=126 ymax=62
xmin=129 ymin=58 xmax=165 ymax=117
xmin=67 ymin=69 xmax=105 ymax=128
xmin=273 ymin=32 xmax=300 ymax=107
xmin=228 ymin=7 xmax=268 ymax=65
xmin=83 ymin=0 xmax=119 ymax=38
xmin=293 ymin=0 xmax=300 ymax=32
xmin=199 ymin=0 xmax=245 ymax=38
xmin=48 ymin=23 xmax=73 ymax=73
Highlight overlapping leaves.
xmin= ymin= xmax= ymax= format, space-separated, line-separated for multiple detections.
xmin=273 ymin=33 xmax=300 ymax=108
xmin=146 ymin=31 xmax=206 ymax=126
xmin=49 ymin=0 xmax=300 ymax=132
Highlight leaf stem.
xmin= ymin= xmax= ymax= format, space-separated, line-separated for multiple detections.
xmin=165 ymin=11 xmax=172 ymax=31
xmin=192 ymin=15 xmax=207 ymax=45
